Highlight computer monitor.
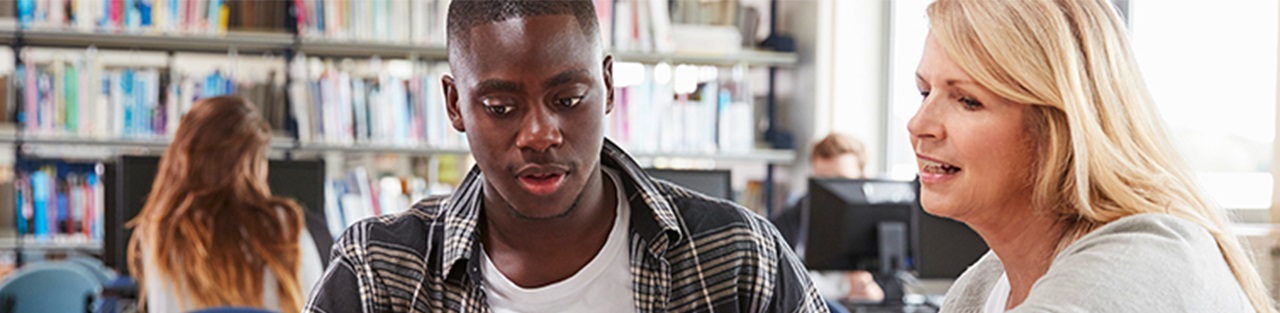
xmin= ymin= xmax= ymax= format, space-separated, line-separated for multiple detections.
xmin=916 ymin=206 xmax=988 ymax=279
xmin=644 ymin=168 xmax=732 ymax=200
xmin=803 ymin=178 xmax=919 ymax=273
xmin=103 ymin=156 xmax=329 ymax=275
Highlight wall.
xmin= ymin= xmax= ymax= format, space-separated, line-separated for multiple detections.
xmin=778 ymin=0 xmax=890 ymax=194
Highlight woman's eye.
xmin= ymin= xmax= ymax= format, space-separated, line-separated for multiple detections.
xmin=959 ymin=97 xmax=984 ymax=109
xmin=919 ymin=90 xmax=931 ymax=98
xmin=556 ymin=96 xmax=584 ymax=108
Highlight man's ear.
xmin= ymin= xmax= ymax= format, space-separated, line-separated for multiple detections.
xmin=442 ymin=74 xmax=465 ymax=132
xmin=603 ymin=55 xmax=614 ymax=114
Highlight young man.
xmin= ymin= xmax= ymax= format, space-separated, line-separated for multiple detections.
xmin=304 ymin=1 xmax=826 ymax=312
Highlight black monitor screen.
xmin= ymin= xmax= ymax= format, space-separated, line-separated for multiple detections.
xmin=644 ymin=169 xmax=732 ymax=200
xmin=104 ymin=156 xmax=329 ymax=275
xmin=916 ymin=207 xmax=987 ymax=279
xmin=804 ymin=178 xmax=918 ymax=271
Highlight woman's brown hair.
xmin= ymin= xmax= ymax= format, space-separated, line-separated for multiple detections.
xmin=127 ymin=96 xmax=305 ymax=312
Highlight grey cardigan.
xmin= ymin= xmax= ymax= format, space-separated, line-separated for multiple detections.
xmin=940 ymin=213 xmax=1255 ymax=313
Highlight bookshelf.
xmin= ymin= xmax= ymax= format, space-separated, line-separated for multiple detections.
xmin=17 ymin=30 xmax=293 ymax=54
xmin=0 ymin=0 xmax=801 ymax=257
xmin=632 ymin=149 xmax=796 ymax=164
xmin=611 ymin=50 xmax=797 ymax=67
xmin=298 ymin=39 xmax=447 ymax=60
xmin=297 ymin=39 xmax=800 ymax=68
xmin=0 ymin=132 xmax=297 ymax=151
xmin=294 ymin=142 xmax=469 ymax=155
xmin=0 ymin=237 xmax=100 ymax=252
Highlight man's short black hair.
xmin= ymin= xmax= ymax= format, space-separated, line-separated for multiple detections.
xmin=447 ymin=0 xmax=600 ymax=47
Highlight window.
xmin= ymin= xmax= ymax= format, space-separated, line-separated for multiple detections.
xmin=886 ymin=0 xmax=932 ymax=181
xmin=1130 ymin=0 xmax=1276 ymax=211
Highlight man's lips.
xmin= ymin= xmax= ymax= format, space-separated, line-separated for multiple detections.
xmin=515 ymin=164 xmax=571 ymax=196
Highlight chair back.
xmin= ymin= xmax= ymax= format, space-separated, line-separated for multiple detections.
xmin=0 ymin=261 xmax=102 ymax=313
xmin=65 ymin=256 xmax=115 ymax=284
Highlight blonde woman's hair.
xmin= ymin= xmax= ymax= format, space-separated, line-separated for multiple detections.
xmin=927 ymin=0 xmax=1275 ymax=311
xmin=128 ymin=96 xmax=305 ymax=312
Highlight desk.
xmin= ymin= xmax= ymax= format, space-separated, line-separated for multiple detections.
xmin=844 ymin=304 xmax=938 ymax=313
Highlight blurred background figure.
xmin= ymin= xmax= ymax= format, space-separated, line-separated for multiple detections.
xmin=128 ymin=96 xmax=322 ymax=313
xmin=771 ymin=132 xmax=885 ymax=307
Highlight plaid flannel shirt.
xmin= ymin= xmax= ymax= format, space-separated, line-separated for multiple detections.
xmin=304 ymin=140 xmax=828 ymax=312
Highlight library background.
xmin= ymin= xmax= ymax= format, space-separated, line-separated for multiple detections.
xmin=1 ymin=0 xmax=1280 ymax=312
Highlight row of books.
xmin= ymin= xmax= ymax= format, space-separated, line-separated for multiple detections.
xmin=608 ymin=0 xmax=675 ymax=53
xmin=296 ymin=0 xmax=450 ymax=45
xmin=609 ymin=0 xmax=754 ymax=54
xmin=322 ymin=166 xmax=454 ymax=237
xmin=20 ymin=63 xmax=164 ymax=137
xmin=288 ymin=54 xmax=464 ymax=148
xmin=13 ymin=159 xmax=104 ymax=242
xmin=18 ymin=0 xmax=291 ymax=34
xmin=16 ymin=49 xmax=284 ymax=138
xmin=608 ymin=63 xmax=755 ymax=154
xmin=12 ymin=50 xmax=761 ymax=155
xmin=8 ymin=0 xmax=757 ymax=54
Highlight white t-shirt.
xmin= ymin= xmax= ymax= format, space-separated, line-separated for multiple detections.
xmin=481 ymin=168 xmax=635 ymax=313
xmin=982 ymin=272 xmax=1011 ymax=313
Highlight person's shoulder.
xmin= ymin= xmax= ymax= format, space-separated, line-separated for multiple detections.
xmin=1068 ymin=213 xmax=1218 ymax=256
xmin=1022 ymin=213 xmax=1249 ymax=312
xmin=331 ymin=194 xmax=453 ymax=258
xmin=1052 ymin=213 xmax=1229 ymax=282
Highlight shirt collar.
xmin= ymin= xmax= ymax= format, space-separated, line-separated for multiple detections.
xmin=439 ymin=139 xmax=685 ymax=277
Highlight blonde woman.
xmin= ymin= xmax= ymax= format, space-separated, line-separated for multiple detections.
xmin=128 ymin=96 xmax=323 ymax=312
xmin=909 ymin=0 xmax=1274 ymax=312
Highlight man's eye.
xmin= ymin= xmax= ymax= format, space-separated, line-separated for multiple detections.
xmin=556 ymin=96 xmax=584 ymax=108
xmin=485 ymin=105 xmax=515 ymax=115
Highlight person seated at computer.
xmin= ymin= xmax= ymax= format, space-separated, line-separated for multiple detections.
xmin=911 ymin=0 xmax=1272 ymax=312
xmin=128 ymin=96 xmax=323 ymax=312
xmin=771 ymin=132 xmax=885 ymax=304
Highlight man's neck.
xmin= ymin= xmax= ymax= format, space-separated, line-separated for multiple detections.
xmin=967 ymin=206 xmax=1066 ymax=310
xmin=480 ymin=166 xmax=619 ymax=287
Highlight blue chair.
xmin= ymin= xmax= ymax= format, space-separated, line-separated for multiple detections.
xmin=64 ymin=256 xmax=115 ymax=285
xmin=0 ymin=261 xmax=102 ymax=313
xmin=189 ymin=307 xmax=278 ymax=313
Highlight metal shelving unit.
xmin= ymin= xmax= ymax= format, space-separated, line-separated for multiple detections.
xmin=289 ymin=143 xmax=796 ymax=164
xmin=611 ymin=49 xmax=798 ymax=67
xmin=294 ymin=142 xmax=470 ymax=155
xmin=0 ymin=21 xmax=15 ymax=45
xmin=0 ymin=132 xmax=798 ymax=164
xmin=0 ymin=11 xmax=803 ymax=257
xmin=0 ymin=237 xmax=103 ymax=252
xmin=298 ymin=38 xmax=450 ymax=59
xmin=18 ymin=29 xmax=294 ymax=54
xmin=298 ymin=38 xmax=799 ymax=67
xmin=0 ymin=130 xmax=297 ymax=151
xmin=633 ymin=149 xmax=796 ymax=164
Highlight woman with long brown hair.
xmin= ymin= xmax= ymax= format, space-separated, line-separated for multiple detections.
xmin=128 ymin=96 xmax=322 ymax=312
